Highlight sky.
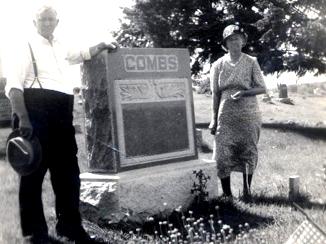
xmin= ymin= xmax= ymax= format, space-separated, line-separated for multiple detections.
xmin=0 ymin=0 xmax=134 ymax=47
xmin=0 ymin=0 xmax=134 ymax=78
xmin=0 ymin=0 xmax=324 ymax=86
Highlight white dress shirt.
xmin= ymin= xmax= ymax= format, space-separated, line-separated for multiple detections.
xmin=5 ymin=33 xmax=91 ymax=97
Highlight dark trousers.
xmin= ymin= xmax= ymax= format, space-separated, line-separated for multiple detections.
xmin=19 ymin=89 xmax=81 ymax=237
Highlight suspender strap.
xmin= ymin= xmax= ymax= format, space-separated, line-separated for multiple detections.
xmin=27 ymin=43 xmax=43 ymax=89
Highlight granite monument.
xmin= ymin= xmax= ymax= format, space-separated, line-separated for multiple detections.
xmin=82 ymin=48 xmax=197 ymax=172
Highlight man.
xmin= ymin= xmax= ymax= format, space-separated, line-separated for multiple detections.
xmin=5 ymin=4 xmax=117 ymax=244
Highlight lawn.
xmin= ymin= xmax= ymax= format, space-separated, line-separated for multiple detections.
xmin=192 ymin=90 xmax=326 ymax=243
xmin=0 ymin=86 xmax=325 ymax=243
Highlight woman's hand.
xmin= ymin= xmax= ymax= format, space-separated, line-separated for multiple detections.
xmin=231 ymin=88 xmax=266 ymax=99
xmin=231 ymin=90 xmax=245 ymax=100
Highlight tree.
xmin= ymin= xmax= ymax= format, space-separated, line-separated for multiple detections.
xmin=113 ymin=0 xmax=326 ymax=76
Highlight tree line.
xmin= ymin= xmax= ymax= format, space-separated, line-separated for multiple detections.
xmin=113 ymin=0 xmax=326 ymax=77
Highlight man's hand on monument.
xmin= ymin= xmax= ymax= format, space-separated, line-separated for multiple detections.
xmin=105 ymin=41 xmax=119 ymax=52
xmin=90 ymin=42 xmax=119 ymax=57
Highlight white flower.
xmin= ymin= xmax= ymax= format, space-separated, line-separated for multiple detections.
xmin=222 ymin=224 xmax=230 ymax=230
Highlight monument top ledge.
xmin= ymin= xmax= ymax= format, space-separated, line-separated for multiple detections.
xmin=104 ymin=48 xmax=191 ymax=80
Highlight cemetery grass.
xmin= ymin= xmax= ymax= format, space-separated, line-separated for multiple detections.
xmin=0 ymin=92 xmax=325 ymax=243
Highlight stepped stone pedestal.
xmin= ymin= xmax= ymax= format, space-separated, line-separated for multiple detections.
xmin=80 ymin=159 xmax=218 ymax=224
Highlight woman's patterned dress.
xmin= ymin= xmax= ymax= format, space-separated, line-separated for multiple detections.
xmin=210 ymin=53 xmax=266 ymax=179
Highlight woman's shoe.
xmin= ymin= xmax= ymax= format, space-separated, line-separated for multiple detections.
xmin=240 ymin=192 xmax=253 ymax=203
xmin=220 ymin=193 xmax=234 ymax=202
xmin=22 ymin=233 xmax=50 ymax=244
xmin=57 ymin=225 xmax=106 ymax=244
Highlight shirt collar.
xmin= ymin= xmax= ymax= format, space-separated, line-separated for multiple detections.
xmin=31 ymin=32 xmax=58 ymax=45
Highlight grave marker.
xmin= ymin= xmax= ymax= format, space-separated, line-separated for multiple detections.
xmin=82 ymin=48 xmax=197 ymax=172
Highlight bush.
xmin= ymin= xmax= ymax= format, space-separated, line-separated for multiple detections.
xmin=193 ymin=76 xmax=211 ymax=95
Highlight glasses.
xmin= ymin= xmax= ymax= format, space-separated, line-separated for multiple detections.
xmin=37 ymin=17 xmax=57 ymax=23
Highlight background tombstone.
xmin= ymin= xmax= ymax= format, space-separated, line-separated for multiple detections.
xmin=278 ymin=83 xmax=288 ymax=98
xmin=82 ymin=48 xmax=197 ymax=173
xmin=289 ymin=175 xmax=300 ymax=201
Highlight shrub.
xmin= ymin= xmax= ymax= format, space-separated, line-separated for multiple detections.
xmin=193 ymin=76 xmax=211 ymax=95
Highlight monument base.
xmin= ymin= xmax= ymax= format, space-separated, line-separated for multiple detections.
xmin=80 ymin=158 xmax=218 ymax=224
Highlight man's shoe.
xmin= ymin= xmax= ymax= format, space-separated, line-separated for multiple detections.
xmin=22 ymin=233 xmax=50 ymax=244
xmin=57 ymin=226 xmax=105 ymax=244
xmin=73 ymin=230 xmax=105 ymax=244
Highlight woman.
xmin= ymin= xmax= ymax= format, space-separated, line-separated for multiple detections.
xmin=209 ymin=24 xmax=266 ymax=199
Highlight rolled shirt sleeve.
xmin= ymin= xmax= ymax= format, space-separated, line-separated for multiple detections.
xmin=4 ymin=43 xmax=30 ymax=98
xmin=66 ymin=47 xmax=91 ymax=65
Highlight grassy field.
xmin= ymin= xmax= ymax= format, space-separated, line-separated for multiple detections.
xmin=194 ymin=85 xmax=326 ymax=126
xmin=0 ymin=87 xmax=326 ymax=243
xmin=192 ymin=90 xmax=326 ymax=243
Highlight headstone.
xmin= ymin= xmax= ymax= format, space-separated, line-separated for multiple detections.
xmin=0 ymin=78 xmax=11 ymax=126
xmin=278 ymin=83 xmax=288 ymax=98
xmin=82 ymin=48 xmax=197 ymax=172
xmin=289 ymin=175 xmax=300 ymax=201
xmin=195 ymin=128 xmax=203 ymax=148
